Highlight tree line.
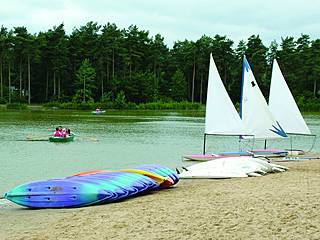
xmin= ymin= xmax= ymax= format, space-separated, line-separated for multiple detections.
xmin=0 ymin=22 xmax=319 ymax=107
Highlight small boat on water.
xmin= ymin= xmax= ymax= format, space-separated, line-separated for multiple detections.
xmin=91 ymin=107 xmax=106 ymax=115
xmin=49 ymin=133 xmax=75 ymax=143
xmin=91 ymin=110 xmax=106 ymax=115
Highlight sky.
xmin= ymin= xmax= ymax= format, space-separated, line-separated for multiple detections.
xmin=1 ymin=0 xmax=319 ymax=48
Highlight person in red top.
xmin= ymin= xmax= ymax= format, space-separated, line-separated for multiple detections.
xmin=53 ymin=127 xmax=63 ymax=137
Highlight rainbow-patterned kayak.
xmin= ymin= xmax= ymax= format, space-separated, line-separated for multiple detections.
xmin=4 ymin=165 xmax=179 ymax=208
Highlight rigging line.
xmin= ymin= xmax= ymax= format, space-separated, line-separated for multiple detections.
xmin=306 ymin=135 xmax=317 ymax=153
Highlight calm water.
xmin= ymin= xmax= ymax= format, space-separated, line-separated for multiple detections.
xmin=0 ymin=110 xmax=319 ymax=195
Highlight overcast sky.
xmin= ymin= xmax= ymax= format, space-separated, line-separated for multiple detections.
xmin=1 ymin=0 xmax=319 ymax=48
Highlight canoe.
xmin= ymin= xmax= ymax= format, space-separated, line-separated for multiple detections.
xmin=49 ymin=133 xmax=75 ymax=143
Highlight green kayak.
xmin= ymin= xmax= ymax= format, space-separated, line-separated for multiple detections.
xmin=49 ymin=134 xmax=75 ymax=143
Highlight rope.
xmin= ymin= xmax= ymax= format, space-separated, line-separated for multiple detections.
xmin=306 ymin=135 xmax=317 ymax=153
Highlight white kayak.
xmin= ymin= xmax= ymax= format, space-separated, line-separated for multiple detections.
xmin=178 ymin=156 xmax=288 ymax=179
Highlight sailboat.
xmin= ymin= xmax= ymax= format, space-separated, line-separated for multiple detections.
xmin=240 ymin=56 xmax=289 ymax=157
xmin=268 ymin=59 xmax=315 ymax=155
xmin=269 ymin=59 xmax=311 ymax=135
xmin=240 ymin=56 xmax=287 ymax=139
xmin=183 ymin=54 xmax=252 ymax=161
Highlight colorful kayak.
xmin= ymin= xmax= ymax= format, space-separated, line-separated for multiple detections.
xmin=133 ymin=165 xmax=179 ymax=185
xmin=49 ymin=133 xmax=75 ymax=143
xmin=74 ymin=165 xmax=179 ymax=188
xmin=4 ymin=165 xmax=179 ymax=208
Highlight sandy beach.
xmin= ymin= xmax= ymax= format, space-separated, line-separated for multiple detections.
xmin=0 ymin=159 xmax=319 ymax=240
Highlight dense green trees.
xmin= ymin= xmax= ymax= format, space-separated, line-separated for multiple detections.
xmin=171 ymin=69 xmax=187 ymax=101
xmin=0 ymin=22 xmax=319 ymax=109
xmin=74 ymin=59 xmax=96 ymax=102
xmin=0 ymin=26 xmax=9 ymax=101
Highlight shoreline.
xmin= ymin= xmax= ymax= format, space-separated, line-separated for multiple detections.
xmin=1 ymin=159 xmax=319 ymax=240
xmin=1 ymin=104 xmax=320 ymax=116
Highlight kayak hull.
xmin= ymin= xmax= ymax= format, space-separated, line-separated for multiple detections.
xmin=4 ymin=165 xmax=179 ymax=208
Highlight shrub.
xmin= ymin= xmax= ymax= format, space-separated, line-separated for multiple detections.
xmin=42 ymin=100 xmax=204 ymax=111
xmin=0 ymin=97 xmax=7 ymax=104
xmin=297 ymin=95 xmax=320 ymax=112
xmin=6 ymin=103 xmax=27 ymax=110
xmin=114 ymin=91 xmax=127 ymax=109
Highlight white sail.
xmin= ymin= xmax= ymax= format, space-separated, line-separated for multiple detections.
xmin=205 ymin=54 xmax=247 ymax=135
xmin=240 ymin=56 xmax=287 ymax=139
xmin=269 ymin=59 xmax=311 ymax=135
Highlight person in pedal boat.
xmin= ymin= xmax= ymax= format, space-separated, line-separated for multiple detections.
xmin=53 ymin=127 xmax=63 ymax=137
xmin=61 ymin=128 xmax=67 ymax=137
xmin=96 ymin=107 xmax=101 ymax=112
xmin=61 ymin=127 xmax=71 ymax=137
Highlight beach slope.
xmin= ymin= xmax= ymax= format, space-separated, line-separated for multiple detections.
xmin=1 ymin=160 xmax=319 ymax=239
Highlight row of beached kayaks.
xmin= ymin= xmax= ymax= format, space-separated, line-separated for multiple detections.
xmin=4 ymin=165 xmax=179 ymax=208
xmin=4 ymin=158 xmax=294 ymax=208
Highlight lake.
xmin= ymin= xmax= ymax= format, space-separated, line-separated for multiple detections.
xmin=0 ymin=110 xmax=319 ymax=195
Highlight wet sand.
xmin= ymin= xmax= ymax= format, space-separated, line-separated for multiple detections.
xmin=0 ymin=159 xmax=319 ymax=240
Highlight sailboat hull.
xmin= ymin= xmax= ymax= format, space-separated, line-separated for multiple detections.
xmin=248 ymin=149 xmax=288 ymax=157
xmin=182 ymin=154 xmax=224 ymax=161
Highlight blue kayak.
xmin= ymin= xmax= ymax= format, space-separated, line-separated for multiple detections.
xmin=4 ymin=165 xmax=179 ymax=208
